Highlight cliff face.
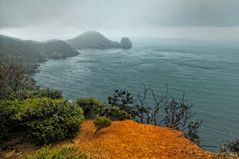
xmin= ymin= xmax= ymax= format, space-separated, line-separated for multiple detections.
xmin=66 ymin=31 xmax=132 ymax=49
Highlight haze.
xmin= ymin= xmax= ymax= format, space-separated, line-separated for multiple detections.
xmin=0 ymin=0 xmax=239 ymax=41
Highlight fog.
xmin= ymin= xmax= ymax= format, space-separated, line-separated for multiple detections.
xmin=0 ymin=0 xmax=239 ymax=41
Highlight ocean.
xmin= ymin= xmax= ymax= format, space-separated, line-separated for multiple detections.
xmin=32 ymin=38 xmax=239 ymax=151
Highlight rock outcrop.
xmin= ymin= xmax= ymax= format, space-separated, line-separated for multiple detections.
xmin=120 ymin=37 xmax=132 ymax=49
xmin=66 ymin=31 xmax=132 ymax=49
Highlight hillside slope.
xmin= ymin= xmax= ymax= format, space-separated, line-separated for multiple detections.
xmin=74 ymin=120 xmax=214 ymax=159
xmin=0 ymin=35 xmax=79 ymax=72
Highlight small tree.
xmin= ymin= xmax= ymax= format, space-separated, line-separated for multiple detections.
xmin=0 ymin=64 xmax=36 ymax=100
xmin=94 ymin=117 xmax=112 ymax=133
xmin=108 ymin=89 xmax=137 ymax=118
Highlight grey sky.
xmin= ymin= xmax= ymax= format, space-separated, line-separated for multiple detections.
xmin=0 ymin=0 xmax=239 ymax=40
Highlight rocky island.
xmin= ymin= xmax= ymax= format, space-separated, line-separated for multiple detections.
xmin=120 ymin=37 xmax=133 ymax=49
xmin=66 ymin=31 xmax=132 ymax=49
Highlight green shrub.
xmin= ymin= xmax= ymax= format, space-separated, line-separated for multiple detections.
xmin=25 ymin=98 xmax=84 ymax=144
xmin=25 ymin=145 xmax=93 ymax=159
xmin=99 ymin=106 xmax=131 ymax=121
xmin=77 ymin=98 xmax=103 ymax=118
xmin=76 ymin=97 xmax=131 ymax=121
xmin=0 ymin=99 xmax=26 ymax=142
xmin=94 ymin=117 xmax=111 ymax=133
xmin=36 ymin=88 xmax=63 ymax=99
xmin=0 ymin=97 xmax=84 ymax=144
xmin=16 ymin=88 xmax=63 ymax=100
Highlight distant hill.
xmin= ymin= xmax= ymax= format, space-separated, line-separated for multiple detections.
xmin=66 ymin=31 xmax=132 ymax=49
xmin=0 ymin=32 xmax=132 ymax=72
xmin=0 ymin=35 xmax=79 ymax=72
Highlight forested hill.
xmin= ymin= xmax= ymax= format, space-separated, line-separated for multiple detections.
xmin=0 ymin=35 xmax=79 ymax=73
xmin=66 ymin=31 xmax=132 ymax=49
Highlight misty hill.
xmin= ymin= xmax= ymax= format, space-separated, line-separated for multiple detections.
xmin=66 ymin=31 xmax=132 ymax=49
xmin=0 ymin=35 xmax=79 ymax=72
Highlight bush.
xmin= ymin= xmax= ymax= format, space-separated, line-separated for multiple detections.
xmin=0 ymin=99 xmax=26 ymax=142
xmin=26 ymin=98 xmax=84 ymax=144
xmin=185 ymin=121 xmax=202 ymax=145
xmin=220 ymin=138 xmax=239 ymax=154
xmin=36 ymin=88 xmax=63 ymax=99
xmin=77 ymin=98 xmax=103 ymax=118
xmin=25 ymin=145 xmax=93 ymax=159
xmin=76 ymin=97 xmax=131 ymax=121
xmin=94 ymin=117 xmax=111 ymax=133
xmin=99 ymin=106 xmax=131 ymax=121
xmin=15 ymin=88 xmax=63 ymax=100
xmin=0 ymin=97 xmax=84 ymax=144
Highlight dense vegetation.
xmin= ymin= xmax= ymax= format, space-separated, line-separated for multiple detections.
xmin=0 ymin=65 xmax=84 ymax=145
xmin=0 ymin=97 xmax=84 ymax=144
xmin=77 ymin=97 xmax=131 ymax=121
xmin=0 ymin=35 xmax=78 ymax=73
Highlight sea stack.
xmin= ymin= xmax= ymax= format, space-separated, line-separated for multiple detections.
xmin=120 ymin=37 xmax=132 ymax=49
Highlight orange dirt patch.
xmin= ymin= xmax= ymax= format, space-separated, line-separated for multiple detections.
xmin=74 ymin=120 xmax=214 ymax=159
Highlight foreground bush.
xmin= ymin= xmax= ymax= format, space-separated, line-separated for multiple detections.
xmin=16 ymin=88 xmax=63 ymax=100
xmin=212 ymin=152 xmax=239 ymax=159
xmin=77 ymin=98 xmax=103 ymax=118
xmin=0 ymin=99 xmax=26 ymax=142
xmin=0 ymin=97 xmax=84 ymax=144
xmin=220 ymin=138 xmax=239 ymax=154
xmin=77 ymin=97 xmax=131 ymax=121
xmin=94 ymin=117 xmax=112 ymax=133
xmin=99 ymin=106 xmax=131 ymax=120
xmin=25 ymin=145 xmax=93 ymax=159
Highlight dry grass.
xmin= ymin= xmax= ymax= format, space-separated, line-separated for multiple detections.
xmin=74 ymin=120 xmax=214 ymax=159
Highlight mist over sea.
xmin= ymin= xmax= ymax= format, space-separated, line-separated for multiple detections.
xmin=33 ymin=38 xmax=239 ymax=150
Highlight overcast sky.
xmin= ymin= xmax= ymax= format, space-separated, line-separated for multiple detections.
xmin=0 ymin=0 xmax=239 ymax=41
